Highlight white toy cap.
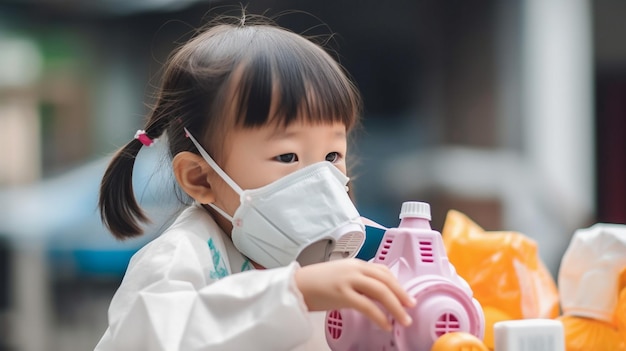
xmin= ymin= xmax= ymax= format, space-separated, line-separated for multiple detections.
xmin=399 ymin=201 xmax=431 ymax=221
xmin=494 ymin=319 xmax=564 ymax=351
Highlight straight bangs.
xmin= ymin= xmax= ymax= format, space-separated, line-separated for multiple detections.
xmin=228 ymin=27 xmax=361 ymax=131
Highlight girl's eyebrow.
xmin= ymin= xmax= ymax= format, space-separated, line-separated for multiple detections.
xmin=327 ymin=129 xmax=347 ymax=141
xmin=269 ymin=129 xmax=346 ymax=140
xmin=333 ymin=130 xmax=347 ymax=138
xmin=267 ymin=128 xmax=297 ymax=140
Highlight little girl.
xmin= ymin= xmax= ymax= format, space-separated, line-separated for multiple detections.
xmin=96 ymin=13 xmax=415 ymax=351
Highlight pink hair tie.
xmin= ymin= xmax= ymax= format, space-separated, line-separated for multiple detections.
xmin=134 ymin=129 xmax=156 ymax=147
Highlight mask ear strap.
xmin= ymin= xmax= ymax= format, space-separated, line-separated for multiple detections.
xmin=184 ymin=127 xmax=243 ymax=194
xmin=207 ymin=203 xmax=234 ymax=222
xmin=360 ymin=217 xmax=388 ymax=230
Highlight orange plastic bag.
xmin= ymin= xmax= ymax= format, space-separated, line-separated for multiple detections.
xmin=617 ymin=269 xmax=626 ymax=338
xmin=441 ymin=210 xmax=560 ymax=349
xmin=557 ymin=315 xmax=625 ymax=351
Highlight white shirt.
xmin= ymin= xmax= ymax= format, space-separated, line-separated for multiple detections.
xmin=95 ymin=203 xmax=331 ymax=351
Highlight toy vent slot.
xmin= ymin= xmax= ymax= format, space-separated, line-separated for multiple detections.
xmin=434 ymin=313 xmax=460 ymax=337
xmin=419 ymin=240 xmax=434 ymax=263
xmin=327 ymin=310 xmax=343 ymax=340
xmin=377 ymin=238 xmax=394 ymax=261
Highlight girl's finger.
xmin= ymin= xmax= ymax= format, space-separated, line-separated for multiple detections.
xmin=344 ymin=290 xmax=392 ymax=331
xmin=353 ymin=275 xmax=413 ymax=327
xmin=364 ymin=263 xmax=417 ymax=308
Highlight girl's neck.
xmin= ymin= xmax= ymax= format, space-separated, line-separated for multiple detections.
xmin=202 ymin=203 xmax=265 ymax=270
xmin=251 ymin=261 xmax=265 ymax=270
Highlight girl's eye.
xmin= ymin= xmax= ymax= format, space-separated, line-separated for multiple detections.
xmin=275 ymin=153 xmax=298 ymax=163
xmin=325 ymin=152 xmax=341 ymax=163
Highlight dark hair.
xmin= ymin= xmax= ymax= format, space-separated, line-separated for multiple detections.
xmin=99 ymin=14 xmax=362 ymax=239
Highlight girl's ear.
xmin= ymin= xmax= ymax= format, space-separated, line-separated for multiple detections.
xmin=173 ymin=151 xmax=215 ymax=204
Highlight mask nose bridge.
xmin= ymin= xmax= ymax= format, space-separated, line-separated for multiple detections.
xmin=184 ymin=127 xmax=244 ymax=195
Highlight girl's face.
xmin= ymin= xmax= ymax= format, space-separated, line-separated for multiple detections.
xmin=207 ymin=119 xmax=349 ymax=233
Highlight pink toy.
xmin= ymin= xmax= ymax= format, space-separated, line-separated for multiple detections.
xmin=325 ymin=201 xmax=485 ymax=351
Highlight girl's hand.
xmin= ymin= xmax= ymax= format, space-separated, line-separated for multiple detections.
xmin=294 ymin=258 xmax=416 ymax=331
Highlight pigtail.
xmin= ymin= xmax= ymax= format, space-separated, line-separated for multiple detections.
xmin=99 ymin=111 xmax=170 ymax=239
xmin=99 ymin=139 xmax=146 ymax=239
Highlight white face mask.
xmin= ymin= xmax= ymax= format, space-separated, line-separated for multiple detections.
xmin=185 ymin=128 xmax=365 ymax=269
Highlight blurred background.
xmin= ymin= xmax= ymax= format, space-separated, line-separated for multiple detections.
xmin=0 ymin=0 xmax=625 ymax=349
